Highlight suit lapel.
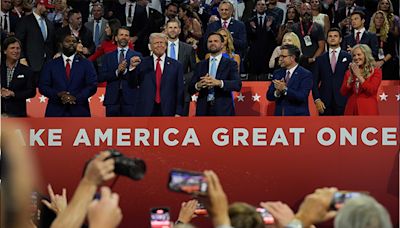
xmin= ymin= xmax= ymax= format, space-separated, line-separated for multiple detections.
xmin=215 ymin=57 xmax=226 ymax=80
xmin=161 ymin=57 xmax=172 ymax=86
xmin=288 ymin=67 xmax=300 ymax=87
xmin=178 ymin=42 xmax=184 ymax=62
xmin=68 ymin=55 xmax=80 ymax=85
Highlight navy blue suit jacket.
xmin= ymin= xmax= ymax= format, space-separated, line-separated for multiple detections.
xmin=99 ymin=49 xmax=142 ymax=106
xmin=205 ymin=19 xmax=247 ymax=56
xmin=128 ymin=56 xmax=184 ymax=116
xmin=39 ymin=55 xmax=97 ymax=117
xmin=267 ymin=66 xmax=313 ymax=116
xmin=341 ymin=31 xmax=378 ymax=59
xmin=189 ymin=57 xmax=242 ymax=116
xmin=312 ymin=50 xmax=351 ymax=108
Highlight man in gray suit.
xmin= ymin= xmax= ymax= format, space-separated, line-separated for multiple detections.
xmin=84 ymin=2 xmax=108 ymax=48
xmin=165 ymin=19 xmax=196 ymax=116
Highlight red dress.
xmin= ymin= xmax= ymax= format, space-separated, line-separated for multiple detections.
xmin=89 ymin=40 xmax=134 ymax=86
xmin=340 ymin=68 xmax=382 ymax=115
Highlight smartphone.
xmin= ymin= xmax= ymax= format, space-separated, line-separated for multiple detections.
xmin=168 ymin=169 xmax=208 ymax=195
xmin=330 ymin=191 xmax=362 ymax=210
xmin=150 ymin=207 xmax=172 ymax=228
xmin=256 ymin=207 xmax=275 ymax=225
xmin=194 ymin=201 xmax=208 ymax=216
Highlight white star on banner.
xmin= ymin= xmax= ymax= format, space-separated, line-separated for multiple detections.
xmin=396 ymin=94 xmax=400 ymax=101
xmin=379 ymin=92 xmax=388 ymax=101
xmin=88 ymin=97 xmax=92 ymax=103
xmin=39 ymin=95 xmax=47 ymax=103
xmin=26 ymin=98 xmax=31 ymax=103
xmin=252 ymin=93 xmax=261 ymax=102
xmin=191 ymin=94 xmax=198 ymax=102
xmin=98 ymin=94 xmax=104 ymax=103
xmin=236 ymin=93 xmax=245 ymax=102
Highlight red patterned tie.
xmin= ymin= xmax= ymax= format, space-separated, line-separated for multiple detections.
xmin=66 ymin=59 xmax=71 ymax=80
xmin=356 ymin=32 xmax=361 ymax=44
xmin=155 ymin=58 xmax=162 ymax=103
xmin=223 ymin=21 xmax=228 ymax=28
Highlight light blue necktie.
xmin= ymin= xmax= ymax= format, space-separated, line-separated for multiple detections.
xmin=39 ymin=18 xmax=47 ymax=40
xmin=169 ymin=42 xmax=176 ymax=59
xmin=94 ymin=21 xmax=100 ymax=46
xmin=207 ymin=57 xmax=217 ymax=101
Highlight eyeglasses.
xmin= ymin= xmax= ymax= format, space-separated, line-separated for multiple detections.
xmin=279 ymin=55 xmax=292 ymax=58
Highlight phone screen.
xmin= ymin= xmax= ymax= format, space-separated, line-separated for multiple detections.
xmin=331 ymin=191 xmax=362 ymax=210
xmin=194 ymin=201 xmax=208 ymax=216
xmin=256 ymin=208 xmax=275 ymax=225
xmin=168 ymin=169 xmax=208 ymax=194
xmin=150 ymin=208 xmax=172 ymax=228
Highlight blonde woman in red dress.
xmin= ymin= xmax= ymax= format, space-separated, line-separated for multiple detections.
xmin=340 ymin=44 xmax=382 ymax=115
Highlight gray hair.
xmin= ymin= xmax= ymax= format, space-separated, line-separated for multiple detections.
xmin=334 ymin=195 xmax=393 ymax=228
xmin=149 ymin=32 xmax=168 ymax=44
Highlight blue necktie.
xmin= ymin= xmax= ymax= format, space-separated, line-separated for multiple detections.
xmin=39 ymin=18 xmax=47 ymax=40
xmin=169 ymin=42 xmax=176 ymax=59
xmin=94 ymin=21 xmax=100 ymax=46
xmin=207 ymin=57 xmax=217 ymax=101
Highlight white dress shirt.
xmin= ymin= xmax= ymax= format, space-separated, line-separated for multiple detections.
xmin=167 ymin=40 xmax=180 ymax=59
xmin=153 ymin=53 xmax=166 ymax=73
xmin=62 ymin=53 xmax=76 ymax=68
xmin=354 ymin=27 xmax=365 ymax=41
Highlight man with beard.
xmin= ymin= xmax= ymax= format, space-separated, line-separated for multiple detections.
xmin=57 ymin=9 xmax=95 ymax=57
xmin=128 ymin=33 xmax=184 ymax=116
xmin=292 ymin=2 xmax=325 ymax=71
xmin=266 ymin=44 xmax=313 ymax=116
xmin=163 ymin=3 xmax=178 ymax=26
xmin=99 ymin=27 xmax=142 ymax=117
xmin=189 ymin=32 xmax=242 ymax=116
xmin=15 ymin=0 xmax=56 ymax=85
xmin=39 ymin=34 xmax=97 ymax=117
xmin=165 ymin=19 xmax=196 ymax=116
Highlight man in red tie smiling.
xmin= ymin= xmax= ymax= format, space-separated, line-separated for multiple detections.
xmin=128 ymin=33 xmax=184 ymax=116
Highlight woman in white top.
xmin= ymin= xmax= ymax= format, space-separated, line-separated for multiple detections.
xmin=269 ymin=32 xmax=302 ymax=69
xmin=310 ymin=0 xmax=330 ymax=35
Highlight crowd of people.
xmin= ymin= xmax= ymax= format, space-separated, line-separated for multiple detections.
xmin=1 ymin=0 xmax=399 ymax=118
xmin=2 ymin=119 xmax=395 ymax=228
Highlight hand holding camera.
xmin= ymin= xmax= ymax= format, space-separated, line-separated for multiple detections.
xmin=84 ymin=151 xmax=116 ymax=186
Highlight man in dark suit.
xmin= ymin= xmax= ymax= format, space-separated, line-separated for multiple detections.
xmin=15 ymin=0 xmax=56 ymax=85
xmin=165 ymin=19 xmax=196 ymax=116
xmin=341 ymin=11 xmax=378 ymax=59
xmin=1 ymin=37 xmax=36 ymax=117
xmin=99 ymin=27 xmax=142 ymax=117
xmin=128 ymin=33 xmax=184 ymax=116
xmin=313 ymin=28 xmax=351 ymax=116
xmin=267 ymin=44 xmax=313 ymax=116
xmin=336 ymin=0 xmax=366 ymax=35
xmin=127 ymin=0 xmax=163 ymax=56
xmin=204 ymin=0 xmax=247 ymax=58
xmin=84 ymin=3 xmax=108 ymax=48
xmin=246 ymin=0 xmax=276 ymax=80
xmin=189 ymin=32 xmax=242 ymax=116
xmin=1 ymin=0 xmax=19 ymax=38
xmin=57 ymin=9 xmax=96 ymax=57
xmin=39 ymin=34 xmax=97 ymax=117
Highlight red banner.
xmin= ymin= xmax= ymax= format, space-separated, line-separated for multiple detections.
xmin=26 ymin=81 xmax=400 ymax=117
xmin=6 ymin=116 xmax=399 ymax=227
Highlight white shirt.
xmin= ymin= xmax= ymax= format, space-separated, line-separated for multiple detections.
xmin=329 ymin=47 xmax=341 ymax=63
xmin=256 ymin=13 xmax=265 ymax=25
xmin=0 ymin=11 xmax=10 ymax=32
xmin=167 ymin=40 xmax=180 ymax=59
xmin=153 ymin=53 xmax=166 ymax=73
xmin=126 ymin=2 xmax=149 ymax=27
xmin=62 ymin=53 xmax=76 ymax=68
xmin=220 ymin=18 xmax=232 ymax=28
xmin=33 ymin=11 xmax=47 ymax=38
xmin=354 ymin=27 xmax=365 ymax=41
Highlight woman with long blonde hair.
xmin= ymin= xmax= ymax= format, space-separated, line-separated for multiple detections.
xmin=340 ymin=44 xmax=382 ymax=115
xmin=368 ymin=10 xmax=397 ymax=79
xmin=377 ymin=0 xmax=399 ymax=37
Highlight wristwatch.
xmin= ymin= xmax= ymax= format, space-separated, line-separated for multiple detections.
xmin=285 ymin=218 xmax=303 ymax=228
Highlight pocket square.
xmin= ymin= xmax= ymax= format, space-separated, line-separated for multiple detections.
xmin=342 ymin=58 xmax=347 ymax=62
xmin=16 ymin=74 xmax=25 ymax=78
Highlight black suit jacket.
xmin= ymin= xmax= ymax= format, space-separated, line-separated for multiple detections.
xmin=341 ymin=30 xmax=379 ymax=59
xmin=15 ymin=14 xmax=56 ymax=72
xmin=174 ymin=41 xmax=196 ymax=103
xmin=1 ymin=62 xmax=36 ymax=116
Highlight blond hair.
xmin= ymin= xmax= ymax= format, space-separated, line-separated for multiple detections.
xmin=217 ymin=27 xmax=235 ymax=56
xmin=369 ymin=10 xmax=390 ymax=42
xmin=351 ymin=44 xmax=376 ymax=79
xmin=283 ymin=32 xmax=302 ymax=53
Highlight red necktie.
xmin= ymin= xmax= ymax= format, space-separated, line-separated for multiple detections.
xmin=356 ymin=32 xmax=361 ymax=44
xmin=285 ymin=70 xmax=290 ymax=83
xmin=155 ymin=58 xmax=162 ymax=104
xmin=66 ymin=59 xmax=71 ymax=80
xmin=223 ymin=21 xmax=228 ymax=28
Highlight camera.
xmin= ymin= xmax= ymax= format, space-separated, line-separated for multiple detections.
xmin=107 ymin=149 xmax=146 ymax=180
xmin=330 ymin=191 xmax=363 ymax=210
